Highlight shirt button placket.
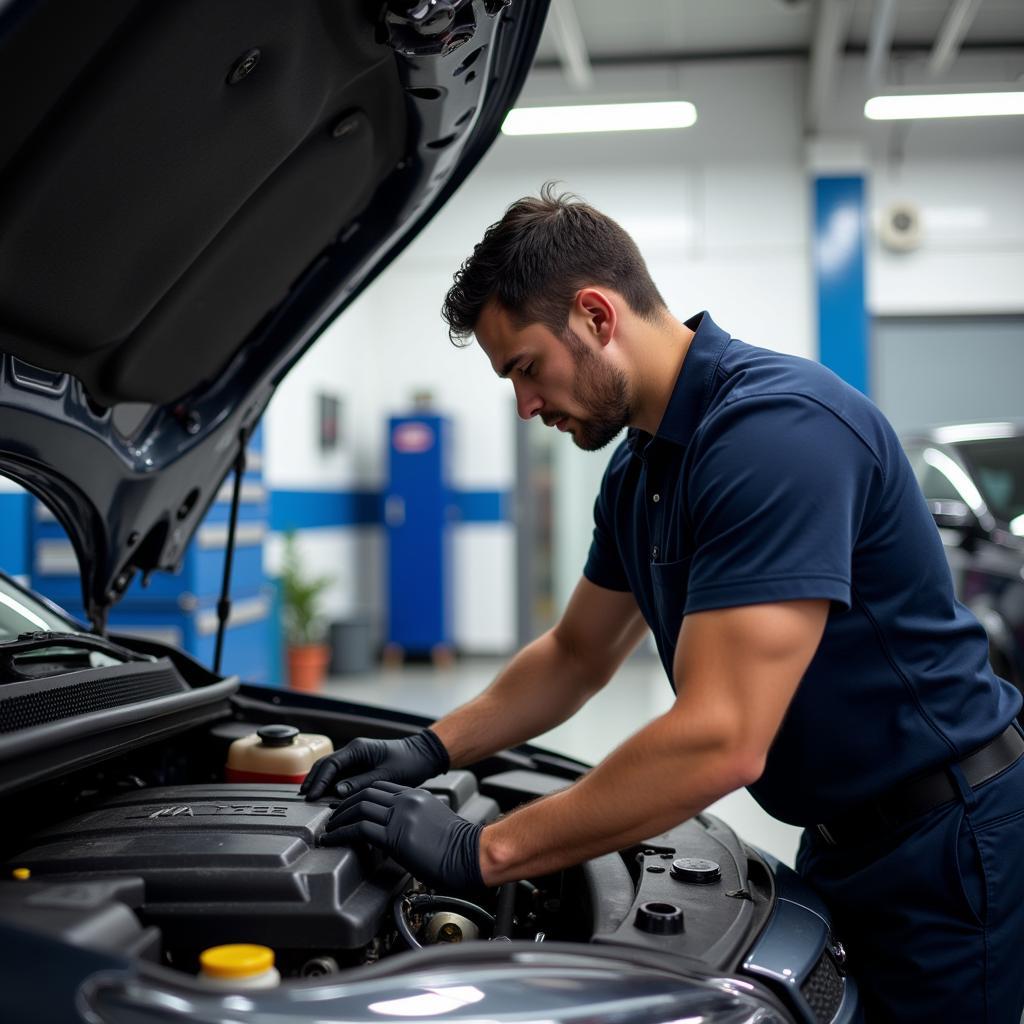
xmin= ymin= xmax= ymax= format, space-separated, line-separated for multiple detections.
xmin=648 ymin=464 xmax=662 ymax=562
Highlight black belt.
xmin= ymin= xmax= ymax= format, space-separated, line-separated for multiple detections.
xmin=816 ymin=724 xmax=1024 ymax=847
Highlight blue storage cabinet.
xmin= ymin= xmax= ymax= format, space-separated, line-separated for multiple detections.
xmin=30 ymin=427 xmax=274 ymax=684
xmin=0 ymin=487 xmax=31 ymax=581
xmin=96 ymin=592 xmax=273 ymax=684
xmin=385 ymin=414 xmax=453 ymax=656
xmin=32 ymin=503 xmax=267 ymax=608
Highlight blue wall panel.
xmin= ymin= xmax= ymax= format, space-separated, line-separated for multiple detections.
xmin=270 ymin=488 xmax=509 ymax=530
xmin=453 ymin=490 xmax=507 ymax=523
xmin=814 ymin=175 xmax=869 ymax=395
xmin=0 ymin=492 xmax=29 ymax=575
xmin=271 ymin=489 xmax=382 ymax=530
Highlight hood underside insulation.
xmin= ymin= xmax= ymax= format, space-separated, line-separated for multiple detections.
xmin=0 ymin=0 xmax=405 ymax=406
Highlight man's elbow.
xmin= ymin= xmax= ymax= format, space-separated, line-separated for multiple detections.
xmin=725 ymin=748 xmax=767 ymax=790
xmin=549 ymin=625 xmax=616 ymax=696
xmin=685 ymin=714 xmax=768 ymax=794
xmin=694 ymin=734 xmax=765 ymax=795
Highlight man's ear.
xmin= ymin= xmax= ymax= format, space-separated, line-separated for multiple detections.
xmin=574 ymin=288 xmax=617 ymax=348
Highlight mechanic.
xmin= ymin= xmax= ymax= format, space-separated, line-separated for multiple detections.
xmin=302 ymin=185 xmax=1024 ymax=1023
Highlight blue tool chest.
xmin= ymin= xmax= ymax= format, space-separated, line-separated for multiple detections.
xmin=30 ymin=427 xmax=274 ymax=684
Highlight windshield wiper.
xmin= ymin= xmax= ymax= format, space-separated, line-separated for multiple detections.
xmin=0 ymin=631 xmax=149 ymax=680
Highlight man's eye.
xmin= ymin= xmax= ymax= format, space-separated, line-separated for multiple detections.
xmin=521 ymin=363 xmax=535 ymax=378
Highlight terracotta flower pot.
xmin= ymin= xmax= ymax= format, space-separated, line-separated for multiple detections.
xmin=287 ymin=643 xmax=329 ymax=692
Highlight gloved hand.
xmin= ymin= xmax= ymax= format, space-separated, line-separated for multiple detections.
xmin=299 ymin=728 xmax=450 ymax=801
xmin=320 ymin=781 xmax=484 ymax=891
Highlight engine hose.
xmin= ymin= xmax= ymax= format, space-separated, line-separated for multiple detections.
xmin=393 ymin=893 xmax=496 ymax=949
xmin=493 ymin=883 xmax=516 ymax=940
xmin=392 ymin=893 xmax=422 ymax=949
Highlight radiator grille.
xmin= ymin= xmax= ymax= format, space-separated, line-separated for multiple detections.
xmin=0 ymin=669 xmax=186 ymax=734
xmin=800 ymin=949 xmax=845 ymax=1023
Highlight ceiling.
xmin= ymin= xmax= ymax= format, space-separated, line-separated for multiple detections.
xmin=529 ymin=0 xmax=1024 ymax=138
xmin=534 ymin=0 xmax=1024 ymax=65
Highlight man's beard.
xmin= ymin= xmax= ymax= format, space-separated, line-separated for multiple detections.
xmin=559 ymin=327 xmax=633 ymax=451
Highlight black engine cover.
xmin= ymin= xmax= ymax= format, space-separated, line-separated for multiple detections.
xmin=10 ymin=778 xmax=496 ymax=954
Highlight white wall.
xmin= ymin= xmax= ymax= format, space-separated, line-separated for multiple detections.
xmin=869 ymin=159 xmax=1024 ymax=316
xmin=821 ymin=52 xmax=1024 ymax=317
xmin=264 ymin=289 xmax=384 ymax=627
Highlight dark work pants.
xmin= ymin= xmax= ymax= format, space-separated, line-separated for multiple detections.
xmin=797 ymin=747 xmax=1024 ymax=1024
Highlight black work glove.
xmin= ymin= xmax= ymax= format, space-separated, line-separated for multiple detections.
xmin=321 ymin=781 xmax=485 ymax=891
xmin=300 ymin=728 xmax=450 ymax=801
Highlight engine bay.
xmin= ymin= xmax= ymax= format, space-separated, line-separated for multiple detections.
xmin=0 ymin=684 xmax=778 ymax=989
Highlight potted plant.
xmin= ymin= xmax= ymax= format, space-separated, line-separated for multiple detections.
xmin=280 ymin=531 xmax=332 ymax=691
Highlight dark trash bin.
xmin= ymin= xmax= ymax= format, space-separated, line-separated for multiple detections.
xmin=328 ymin=617 xmax=374 ymax=675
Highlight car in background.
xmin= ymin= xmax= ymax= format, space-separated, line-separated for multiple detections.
xmin=0 ymin=2 xmax=859 ymax=1022
xmin=902 ymin=422 xmax=1024 ymax=693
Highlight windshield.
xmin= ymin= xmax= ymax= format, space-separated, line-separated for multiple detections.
xmin=955 ymin=436 xmax=1024 ymax=533
xmin=0 ymin=575 xmax=78 ymax=640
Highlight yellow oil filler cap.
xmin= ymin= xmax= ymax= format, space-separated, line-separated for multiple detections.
xmin=12 ymin=868 xmax=30 ymax=880
xmin=199 ymin=945 xmax=280 ymax=988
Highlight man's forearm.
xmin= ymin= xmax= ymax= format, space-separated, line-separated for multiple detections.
xmin=430 ymin=629 xmax=608 ymax=768
xmin=477 ymin=702 xmax=758 ymax=885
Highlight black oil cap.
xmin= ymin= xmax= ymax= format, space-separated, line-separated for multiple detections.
xmin=634 ymin=901 xmax=684 ymax=935
xmin=257 ymin=724 xmax=299 ymax=747
xmin=671 ymin=858 xmax=721 ymax=884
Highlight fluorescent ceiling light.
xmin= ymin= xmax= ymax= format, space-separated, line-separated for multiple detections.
xmin=502 ymin=101 xmax=697 ymax=136
xmin=865 ymin=92 xmax=1024 ymax=120
xmin=933 ymin=422 xmax=1017 ymax=443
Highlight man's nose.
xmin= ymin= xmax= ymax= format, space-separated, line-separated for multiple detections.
xmin=513 ymin=382 xmax=543 ymax=421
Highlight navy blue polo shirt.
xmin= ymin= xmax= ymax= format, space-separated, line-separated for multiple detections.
xmin=583 ymin=311 xmax=1021 ymax=826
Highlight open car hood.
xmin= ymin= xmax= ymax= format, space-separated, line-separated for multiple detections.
xmin=0 ymin=0 xmax=546 ymax=630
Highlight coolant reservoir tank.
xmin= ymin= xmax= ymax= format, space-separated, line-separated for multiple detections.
xmin=199 ymin=944 xmax=280 ymax=989
xmin=226 ymin=725 xmax=332 ymax=784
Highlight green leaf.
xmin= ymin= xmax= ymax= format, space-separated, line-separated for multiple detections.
xmin=279 ymin=530 xmax=332 ymax=645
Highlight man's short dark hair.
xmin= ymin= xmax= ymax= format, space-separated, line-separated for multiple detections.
xmin=441 ymin=182 xmax=667 ymax=346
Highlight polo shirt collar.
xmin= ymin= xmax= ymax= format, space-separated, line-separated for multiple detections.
xmin=628 ymin=310 xmax=732 ymax=453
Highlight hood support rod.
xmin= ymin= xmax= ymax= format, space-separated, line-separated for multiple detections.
xmin=213 ymin=427 xmax=250 ymax=674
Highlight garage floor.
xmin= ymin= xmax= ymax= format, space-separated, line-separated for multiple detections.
xmin=325 ymin=657 xmax=803 ymax=866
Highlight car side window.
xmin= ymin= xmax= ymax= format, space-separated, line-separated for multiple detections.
xmin=0 ymin=575 xmax=72 ymax=638
xmin=977 ymin=467 xmax=1015 ymax=514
